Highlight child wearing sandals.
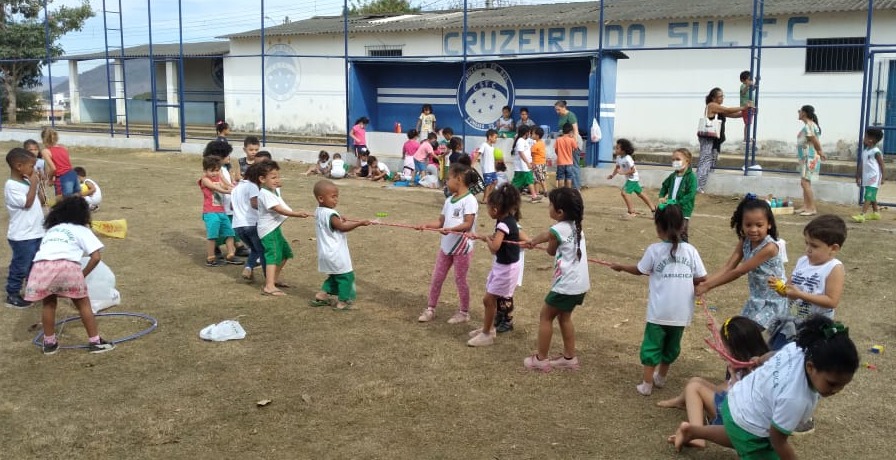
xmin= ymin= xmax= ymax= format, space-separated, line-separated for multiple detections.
xmin=467 ymin=184 xmax=526 ymax=347
xmin=199 ymin=156 xmax=241 ymax=267
xmin=523 ymin=188 xmax=590 ymax=371
xmin=658 ymin=316 xmax=769 ymax=449
xmin=610 ymin=202 xmax=707 ymax=395
xmin=25 ymin=197 xmax=115 ymax=355
xmin=254 ymin=161 xmax=310 ymax=296
xmin=309 ymin=180 xmax=371 ymax=310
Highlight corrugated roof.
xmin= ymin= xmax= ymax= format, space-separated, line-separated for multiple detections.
xmin=222 ymin=0 xmax=896 ymax=39
xmin=64 ymin=41 xmax=230 ymax=61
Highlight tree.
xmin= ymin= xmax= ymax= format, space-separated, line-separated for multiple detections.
xmin=0 ymin=1 xmax=93 ymax=124
xmin=350 ymin=0 xmax=420 ymax=15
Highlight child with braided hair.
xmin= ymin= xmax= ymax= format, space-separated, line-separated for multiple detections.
xmin=611 ymin=202 xmax=707 ymax=395
xmin=523 ymin=188 xmax=590 ymax=371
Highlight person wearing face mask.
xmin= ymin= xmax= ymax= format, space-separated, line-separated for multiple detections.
xmin=659 ymin=148 xmax=698 ymax=242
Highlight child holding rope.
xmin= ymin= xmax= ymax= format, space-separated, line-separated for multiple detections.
xmin=672 ymin=316 xmax=858 ymax=457
xmin=696 ymin=195 xmax=787 ymax=334
xmin=25 ymin=197 xmax=114 ymax=355
xmin=523 ymin=188 xmax=589 ymax=372
xmin=416 ymin=163 xmax=479 ymax=324
xmin=467 ymin=184 xmax=526 ymax=347
xmin=611 ymin=202 xmax=707 ymax=395
xmin=658 ymin=316 xmax=769 ymax=449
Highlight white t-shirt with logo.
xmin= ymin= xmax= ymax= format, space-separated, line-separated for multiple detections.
xmin=439 ymin=192 xmax=478 ymax=255
xmin=478 ymin=142 xmax=496 ymax=174
xmin=514 ymin=138 xmax=532 ymax=172
xmin=220 ymin=164 xmax=234 ymax=215
xmin=4 ymin=179 xmax=45 ymax=241
xmin=549 ymin=221 xmax=590 ymax=295
xmin=330 ymin=159 xmax=347 ymax=179
xmin=791 ymin=255 xmax=842 ymax=320
xmin=616 ymin=155 xmax=639 ymax=182
xmin=230 ymin=180 xmax=260 ymax=228
xmin=637 ymin=241 xmax=707 ymax=326
xmin=33 ymin=223 xmax=103 ymax=262
xmin=727 ymin=342 xmax=819 ymax=437
xmin=315 ymin=206 xmax=352 ymax=274
xmin=862 ymin=146 xmax=882 ymax=188
xmin=257 ymin=187 xmax=289 ymax=238
xmin=376 ymin=162 xmax=391 ymax=176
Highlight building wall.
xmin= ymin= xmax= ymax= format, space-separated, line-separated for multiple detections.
xmin=221 ymin=10 xmax=896 ymax=155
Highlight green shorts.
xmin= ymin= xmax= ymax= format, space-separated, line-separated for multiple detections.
xmin=544 ymin=291 xmax=586 ymax=312
xmin=640 ymin=322 xmax=685 ymax=366
xmin=623 ymin=180 xmax=643 ymax=194
xmin=722 ymin=398 xmax=779 ymax=460
xmin=864 ymin=185 xmax=878 ymax=202
xmin=261 ymin=226 xmax=293 ymax=265
xmin=322 ymin=271 xmax=356 ymax=302
xmin=511 ymin=171 xmax=535 ymax=188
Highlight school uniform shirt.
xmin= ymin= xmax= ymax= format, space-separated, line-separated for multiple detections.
xmin=791 ymin=255 xmax=842 ymax=319
xmin=477 ymin=142 xmax=496 ymax=174
xmin=330 ymin=159 xmax=347 ymax=179
xmin=315 ymin=206 xmax=352 ymax=275
xmin=549 ymin=221 xmax=590 ymax=295
xmin=33 ymin=223 xmax=103 ymax=262
xmin=230 ymin=180 xmax=260 ymax=228
xmin=862 ymin=146 xmax=883 ymax=188
xmin=257 ymin=187 xmax=289 ymax=238
xmin=513 ymin=138 xmax=532 ymax=172
xmin=727 ymin=342 xmax=819 ymax=437
xmin=4 ymin=179 xmax=45 ymax=241
xmin=637 ymin=242 xmax=707 ymax=326
xmin=616 ymin=155 xmax=639 ymax=181
xmin=440 ymin=192 xmax=478 ymax=255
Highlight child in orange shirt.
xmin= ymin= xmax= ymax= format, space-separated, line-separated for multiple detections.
xmin=531 ymin=127 xmax=548 ymax=196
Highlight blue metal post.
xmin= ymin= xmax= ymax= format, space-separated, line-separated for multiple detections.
xmin=261 ymin=0 xmax=267 ymax=145
xmin=101 ymin=0 xmax=115 ymax=136
xmin=147 ymin=0 xmax=160 ymax=151
xmin=344 ymin=0 xmax=350 ymax=151
xmin=177 ymin=0 xmax=186 ymax=143
xmin=43 ymin=0 xmax=56 ymax=128
xmin=748 ymin=0 xmax=766 ymax=166
xmin=594 ymin=0 xmax=604 ymax=166
xmin=461 ymin=0 xmax=468 ymax=141
xmin=857 ymin=0 xmax=875 ymax=204
xmin=117 ymin=0 xmax=129 ymax=137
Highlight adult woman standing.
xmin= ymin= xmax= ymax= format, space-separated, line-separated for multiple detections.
xmin=796 ymin=105 xmax=825 ymax=216
xmin=696 ymin=88 xmax=750 ymax=193
xmin=554 ymin=100 xmax=581 ymax=189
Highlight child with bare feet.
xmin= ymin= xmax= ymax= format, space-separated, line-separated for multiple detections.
xmin=305 ymin=150 xmax=331 ymax=176
xmin=607 ymin=138 xmax=655 ymax=218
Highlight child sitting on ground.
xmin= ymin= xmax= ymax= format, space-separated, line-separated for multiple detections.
xmin=199 ymin=156 xmax=240 ymax=267
xmin=352 ymin=150 xmax=371 ymax=178
xmin=368 ymin=156 xmax=392 ymax=181
xmin=74 ymin=167 xmax=102 ymax=211
xmin=24 ymin=197 xmax=115 ymax=354
xmin=329 ymin=153 xmax=347 ymax=179
xmin=309 ymin=180 xmax=371 ymax=310
xmin=5 ymin=148 xmax=45 ymax=308
xmin=305 ymin=150 xmax=331 ymax=176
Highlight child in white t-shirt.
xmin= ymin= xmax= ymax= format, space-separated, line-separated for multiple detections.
xmin=416 ymin=163 xmax=478 ymax=324
xmin=231 ymin=162 xmax=266 ymax=281
xmin=472 ymin=129 xmax=499 ymax=203
xmin=74 ymin=167 xmax=102 ymax=211
xmin=24 ymin=196 xmax=114 ymax=354
xmin=367 ymin=156 xmax=392 ymax=181
xmin=308 ymin=180 xmax=371 ymax=310
xmin=523 ymin=188 xmax=590 ymax=372
xmin=254 ymin=161 xmax=310 ymax=296
xmin=305 ymin=150 xmax=331 ymax=176
xmin=611 ymin=202 xmax=707 ymax=395
xmin=329 ymin=153 xmax=347 ymax=179
xmin=673 ymin=316 xmax=858 ymax=459
xmin=607 ymin=138 xmax=655 ymax=217
xmin=852 ymin=127 xmax=884 ymax=222
xmin=4 ymin=148 xmax=45 ymax=308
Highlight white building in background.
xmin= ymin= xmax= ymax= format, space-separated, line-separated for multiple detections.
xmin=220 ymin=1 xmax=896 ymax=156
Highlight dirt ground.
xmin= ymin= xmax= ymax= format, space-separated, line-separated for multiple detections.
xmin=1 ymin=143 xmax=893 ymax=459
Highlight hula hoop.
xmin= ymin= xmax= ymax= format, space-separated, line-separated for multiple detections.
xmin=31 ymin=312 xmax=158 ymax=350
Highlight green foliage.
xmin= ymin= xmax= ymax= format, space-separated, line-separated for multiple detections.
xmin=0 ymin=89 xmax=42 ymax=122
xmin=1 ymin=1 xmax=93 ymax=122
xmin=350 ymin=0 xmax=420 ymax=15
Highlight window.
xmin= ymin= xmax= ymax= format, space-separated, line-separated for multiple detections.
xmin=805 ymin=37 xmax=865 ymax=73
xmin=366 ymin=45 xmax=403 ymax=57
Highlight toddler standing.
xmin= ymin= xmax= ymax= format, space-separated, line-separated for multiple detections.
xmin=607 ymin=138 xmax=655 ymax=217
xmin=852 ymin=127 xmax=885 ymax=223
xmin=416 ymin=104 xmax=437 ymax=140
xmin=238 ymin=136 xmax=261 ymax=177
xmin=530 ymin=127 xmax=548 ymax=196
xmin=198 ymin=156 xmax=240 ymax=267
xmin=231 ymin=163 xmax=266 ymax=281
xmin=611 ymin=203 xmax=707 ymax=395
xmin=5 ymin=148 xmax=45 ymax=308
xmin=658 ymin=148 xmax=698 ymax=242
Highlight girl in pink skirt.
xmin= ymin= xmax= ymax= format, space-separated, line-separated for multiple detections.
xmin=467 ymin=184 xmax=526 ymax=347
xmin=24 ymin=197 xmax=114 ymax=355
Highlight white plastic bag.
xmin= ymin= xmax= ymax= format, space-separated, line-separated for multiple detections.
xmin=590 ymin=118 xmax=602 ymax=143
xmin=200 ymin=320 xmax=247 ymax=341
xmin=79 ymin=258 xmax=121 ymax=313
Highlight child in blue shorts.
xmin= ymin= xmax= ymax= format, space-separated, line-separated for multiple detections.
xmin=199 ymin=156 xmax=240 ymax=267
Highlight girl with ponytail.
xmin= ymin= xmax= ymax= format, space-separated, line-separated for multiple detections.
xmin=796 ymin=105 xmax=826 ymax=216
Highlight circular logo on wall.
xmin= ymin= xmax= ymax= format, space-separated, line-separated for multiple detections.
xmin=211 ymin=58 xmax=224 ymax=89
xmin=265 ymin=44 xmax=301 ymax=102
xmin=457 ymin=63 xmax=514 ymax=131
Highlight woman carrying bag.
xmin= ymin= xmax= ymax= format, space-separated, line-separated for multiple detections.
xmin=696 ymin=88 xmax=751 ymax=193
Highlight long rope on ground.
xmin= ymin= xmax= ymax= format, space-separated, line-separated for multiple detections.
xmin=698 ymin=298 xmax=754 ymax=369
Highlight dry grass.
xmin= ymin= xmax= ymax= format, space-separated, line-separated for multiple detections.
xmin=0 ymin=143 xmax=894 ymax=459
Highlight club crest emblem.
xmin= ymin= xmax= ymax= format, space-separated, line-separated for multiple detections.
xmin=458 ymin=63 xmax=514 ymax=131
xmin=265 ymin=44 xmax=301 ymax=101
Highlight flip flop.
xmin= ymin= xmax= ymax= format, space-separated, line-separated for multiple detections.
xmin=309 ymin=299 xmax=331 ymax=307
xmin=274 ymin=282 xmax=291 ymax=288
xmin=261 ymin=289 xmax=286 ymax=297
xmin=332 ymin=302 xmax=356 ymax=311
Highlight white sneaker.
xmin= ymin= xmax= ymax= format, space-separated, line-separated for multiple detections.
xmin=523 ymin=354 xmax=552 ymax=372
xmin=636 ymin=381 xmax=653 ymax=396
xmin=417 ymin=308 xmax=435 ymax=322
xmin=447 ymin=311 xmax=470 ymax=324
xmin=549 ymin=355 xmax=580 ymax=370
xmin=466 ymin=332 xmax=495 ymax=347
xmin=653 ymin=372 xmax=667 ymax=388
xmin=468 ymin=328 xmax=496 ymax=338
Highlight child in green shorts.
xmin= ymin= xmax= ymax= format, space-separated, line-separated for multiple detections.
xmin=852 ymin=127 xmax=884 ymax=223
xmin=607 ymin=138 xmax=655 ymax=218
xmin=309 ymin=180 xmax=371 ymax=310
xmin=611 ymin=202 xmax=707 ymax=396
xmin=254 ymin=161 xmax=310 ymax=296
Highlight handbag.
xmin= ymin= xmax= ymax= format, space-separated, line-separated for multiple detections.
xmin=697 ymin=106 xmax=721 ymax=139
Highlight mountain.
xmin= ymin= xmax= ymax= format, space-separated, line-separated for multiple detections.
xmin=51 ymin=60 xmax=153 ymax=98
